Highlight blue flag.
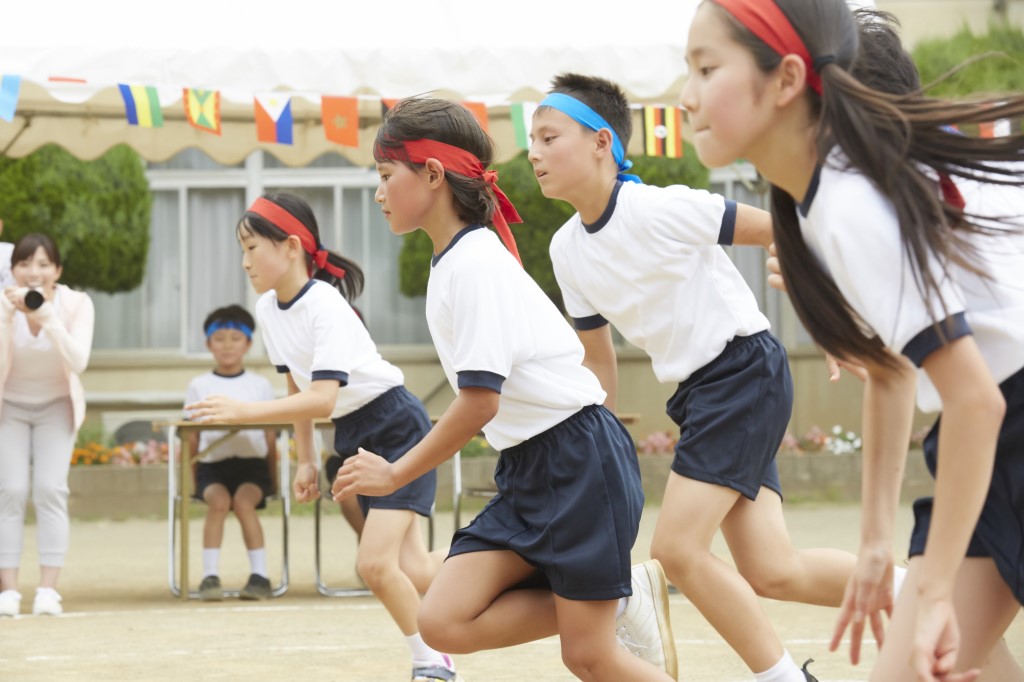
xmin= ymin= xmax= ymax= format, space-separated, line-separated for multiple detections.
xmin=0 ymin=75 xmax=22 ymax=122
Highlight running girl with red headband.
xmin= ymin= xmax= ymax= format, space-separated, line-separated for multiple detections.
xmin=331 ymin=97 xmax=677 ymax=681
xmin=682 ymin=1 xmax=1024 ymax=680
xmin=186 ymin=192 xmax=458 ymax=682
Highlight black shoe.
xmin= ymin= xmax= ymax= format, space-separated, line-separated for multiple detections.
xmin=239 ymin=574 xmax=272 ymax=600
xmin=198 ymin=575 xmax=222 ymax=602
xmin=802 ymin=659 xmax=819 ymax=682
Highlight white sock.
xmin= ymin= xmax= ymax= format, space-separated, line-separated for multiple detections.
xmin=202 ymin=548 xmax=219 ymax=578
xmin=248 ymin=548 xmax=267 ymax=578
xmin=754 ymin=650 xmax=805 ymax=682
xmin=615 ymin=596 xmax=628 ymax=619
xmin=406 ymin=632 xmax=448 ymax=668
xmin=893 ymin=564 xmax=908 ymax=599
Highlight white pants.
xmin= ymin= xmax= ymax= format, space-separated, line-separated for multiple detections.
xmin=0 ymin=398 xmax=75 ymax=568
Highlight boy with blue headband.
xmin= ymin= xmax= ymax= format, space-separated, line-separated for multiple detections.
xmin=184 ymin=304 xmax=278 ymax=601
xmin=533 ymin=73 xmax=862 ymax=681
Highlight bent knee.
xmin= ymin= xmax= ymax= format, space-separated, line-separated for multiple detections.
xmin=418 ymin=610 xmax=477 ymax=655
xmin=741 ymin=565 xmax=797 ymax=600
xmin=560 ymin=642 xmax=610 ymax=679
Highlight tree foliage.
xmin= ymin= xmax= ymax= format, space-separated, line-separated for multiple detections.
xmin=0 ymin=144 xmax=151 ymax=293
xmin=398 ymin=148 xmax=710 ymax=310
xmin=912 ymin=23 xmax=1024 ymax=97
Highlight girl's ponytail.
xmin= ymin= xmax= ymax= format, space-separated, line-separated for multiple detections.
xmin=312 ymin=249 xmax=364 ymax=304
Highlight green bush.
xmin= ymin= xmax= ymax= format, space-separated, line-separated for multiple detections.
xmin=0 ymin=144 xmax=151 ymax=293
xmin=399 ymin=148 xmax=709 ymax=311
xmin=912 ymin=23 xmax=1024 ymax=97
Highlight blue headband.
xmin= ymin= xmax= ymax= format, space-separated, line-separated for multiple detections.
xmin=205 ymin=320 xmax=253 ymax=340
xmin=538 ymin=93 xmax=642 ymax=184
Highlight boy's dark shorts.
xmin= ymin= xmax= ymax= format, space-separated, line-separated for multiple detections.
xmin=332 ymin=386 xmax=435 ymax=518
xmin=909 ymin=363 xmax=1024 ymax=604
xmin=194 ymin=456 xmax=274 ymax=509
xmin=667 ymin=330 xmax=792 ymax=501
xmin=448 ymin=405 xmax=644 ymax=601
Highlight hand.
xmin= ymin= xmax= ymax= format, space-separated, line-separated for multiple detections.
xmin=766 ymin=243 xmax=786 ymax=292
xmin=831 ymin=546 xmax=895 ymax=665
xmin=183 ymin=395 xmax=250 ymax=423
xmin=292 ymin=461 xmax=320 ymax=503
xmin=332 ymin=448 xmax=397 ymax=501
xmin=911 ymin=594 xmax=980 ymax=682
xmin=826 ymin=352 xmax=869 ymax=383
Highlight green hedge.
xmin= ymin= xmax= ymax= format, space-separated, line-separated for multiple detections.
xmin=912 ymin=23 xmax=1024 ymax=97
xmin=0 ymin=144 xmax=152 ymax=293
xmin=398 ymin=148 xmax=709 ymax=311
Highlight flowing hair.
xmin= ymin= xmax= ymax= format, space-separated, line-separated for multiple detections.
xmin=237 ymin=192 xmax=365 ymax=303
xmin=712 ymin=0 xmax=1024 ymax=367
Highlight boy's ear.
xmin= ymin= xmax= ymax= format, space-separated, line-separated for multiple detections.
xmin=593 ymin=128 xmax=615 ymax=162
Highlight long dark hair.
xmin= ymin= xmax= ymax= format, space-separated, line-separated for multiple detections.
xmin=237 ymin=192 xmax=364 ymax=303
xmin=712 ymin=0 xmax=1024 ymax=367
xmin=374 ymin=97 xmax=497 ymax=228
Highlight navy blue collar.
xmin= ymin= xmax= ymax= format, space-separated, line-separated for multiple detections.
xmin=277 ymin=279 xmax=316 ymax=310
xmin=798 ymin=166 xmax=822 ymax=218
xmin=583 ymin=181 xmax=623 ymax=234
xmin=213 ymin=369 xmax=246 ymax=378
xmin=432 ymin=224 xmax=485 ymax=266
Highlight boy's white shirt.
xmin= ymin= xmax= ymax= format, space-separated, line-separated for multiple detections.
xmin=256 ymin=279 xmax=403 ymax=419
xmin=426 ymin=227 xmax=606 ymax=451
xmin=798 ymin=154 xmax=1024 ymax=412
xmin=549 ymin=181 xmax=770 ymax=385
xmin=185 ymin=370 xmax=276 ymax=462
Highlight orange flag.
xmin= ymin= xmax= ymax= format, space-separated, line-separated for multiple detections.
xmin=462 ymin=101 xmax=489 ymax=132
xmin=322 ymin=96 xmax=359 ymax=147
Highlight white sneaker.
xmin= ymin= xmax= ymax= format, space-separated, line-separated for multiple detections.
xmin=0 ymin=589 xmax=21 ymax=617
xmin=616 ymin=560 xmax=678 ymax=679
xmin=32 ymin=587 xmax=63 ymax=616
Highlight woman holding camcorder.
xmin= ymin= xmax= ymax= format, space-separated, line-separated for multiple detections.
xmin=0 ymin=232 xmax=95 ymax=617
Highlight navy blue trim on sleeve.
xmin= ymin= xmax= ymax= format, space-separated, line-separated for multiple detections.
xmin=717 ymin=199 xmax=738 ymax=245
xmin=573 ymin=313 xmax=610 ymax=331
xmin=275 ymin=365 xmax=290 ymax=374
xmin=901 ymin=312 xmax=973 ymax=367
xmin=311 ymin=370 xmax=349 ymax=386
xmin=457 ymin=370 xmax=505 ymax=393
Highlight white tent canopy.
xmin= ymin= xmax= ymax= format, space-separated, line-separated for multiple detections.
xmin=2 ymin=0 xmax=700 ymax=165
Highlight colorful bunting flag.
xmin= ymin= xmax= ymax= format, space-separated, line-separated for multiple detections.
xmin=118 ymin=84 xmax=164 ymax=128
xmin=183 ymin=88 xmax=222 ymax=135
xmin=0 ymin=75 xmax=22 ymax=122
xmin=322 ymin=96 xmax=359 ymax=147
xmin=643 ymin=105 xmax=684 ymax=158
xmin=462 ymin=101 xmax=489 ymax=132
xmin=510 ymin=102 xmax=538 ymax=150
xmin=254 ymin=93 xmax=293 ymax=145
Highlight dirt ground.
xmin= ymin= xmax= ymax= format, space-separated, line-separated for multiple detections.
xmin=2 ymin=502 xmax=1021 ymax=681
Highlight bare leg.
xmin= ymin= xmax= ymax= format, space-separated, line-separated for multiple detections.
xmin=231 ymin=483 xmax=265 ymax=551
xmin=398 ymin=514 xmax=443 ymax=595
xmin=38 ymin=566 xmax=60 ymax=590
xmin=651 ymin=471 xmax=786 ymax=673
xmin=0 ymin=568 xmax=18 ymax=592
xmin=358 ymin=509 xmax=426 ymax=635
xmin=201 ymin=484 xmax=230 ymax=549
xmin=339 ymin=495 xmax=364 ymax=539
xmin=722 ymin=487 xmax=854 ymax=606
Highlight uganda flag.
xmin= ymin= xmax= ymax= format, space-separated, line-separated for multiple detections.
xmin=643 ymin=105 xmax=684 ymax=158
xmin=183 ymin=88 xmax=222 ymax=135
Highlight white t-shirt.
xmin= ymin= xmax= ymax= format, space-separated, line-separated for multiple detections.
xmin=798 ymin=156 xmax=1024 ymax=413
xmin=549 ymin=181 xmax=770 ymax=384
xmin=256 ymin=279 xmax=404 ymax=419
xmin=184 ymin=370 xmax=275 ymax=463
xmin=426 ymin=226 xmax=606 ymax=451
xmin=0 ymin=242 xmax=13 ymax=289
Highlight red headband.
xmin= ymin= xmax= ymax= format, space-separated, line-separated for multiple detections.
xmin=247 ymin=197 xmax=347 ymax=280
xmin=386 ymin=138 xmax=523 ymax=265
xmin=714 ymin=0 xmax=823 ymax=95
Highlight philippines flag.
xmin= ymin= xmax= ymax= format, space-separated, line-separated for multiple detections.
xmin=254 ymin=93 xmax=293 ymax=145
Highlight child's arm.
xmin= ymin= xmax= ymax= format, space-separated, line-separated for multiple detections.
xmin=332 ymin=386 xmax=499 ymax=500
xmin=730 ymin=204 xmax=773 ymax=250
xmin=830 ymin=351 xmax=917 ymax=663
xmin=284 ymin=374 xmax=321 ymax=503
xmin=185 ymin=378 xmax=338 ymax=424
xmin=578 ymin=325 xmax=618 ymax=411
xmin=264 ymin=429 xmax=279 ymax=494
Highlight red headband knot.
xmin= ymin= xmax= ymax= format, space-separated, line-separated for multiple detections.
xmin=385 ymin=138 xmax=523 ymax=266
xmin=714 ymin=0 xmax=824 ymax=95
xmin=247 ymin=197 xmax=347 ymax=280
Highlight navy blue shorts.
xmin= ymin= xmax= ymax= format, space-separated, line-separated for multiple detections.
xmin=909 ymin=364 xmax=1024 ymax=604
xmin=449 ymin=405 xmax=644 ymax=601
xmin=333 ymin=386 xmax=435 ymax=518
xmin=666 ymin=331 xmax=792 ymax=501
xmin=194 ymin=457 xmax=274 ymax=510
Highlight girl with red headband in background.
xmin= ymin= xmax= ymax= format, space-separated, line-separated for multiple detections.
xmin=331 ymin=97 xmax=676 ymax=681
xmin=682 ymin=0 xmax=1024 ymax=680
xmin=186 ymin=192 xmax=458 ymax=682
